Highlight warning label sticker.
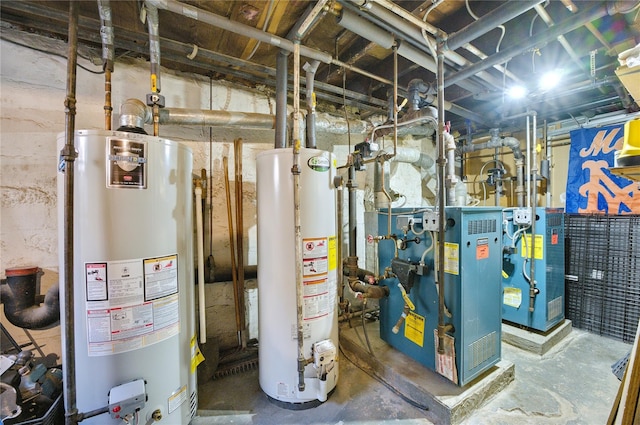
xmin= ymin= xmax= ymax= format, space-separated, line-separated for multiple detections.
xmin=521 ymin=234 xmax=544 ymax=260
xmin=405 ymin=311 xmax=425 ymax=347
xmin=84 ymin=256 xmax=179 ymax=357
xmin=444 ymin=242 xmax=459 ymax=275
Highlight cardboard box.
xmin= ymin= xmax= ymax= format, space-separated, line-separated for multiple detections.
xmin=616 ymin=65 xmax=640 ymax=100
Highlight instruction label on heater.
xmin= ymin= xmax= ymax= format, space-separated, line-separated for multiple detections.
xmin=521 ymin=234 xmax=544 ymax=260
xmin=444 ymin=242 xmax=459 ymax=275
xmin=405 ymin=311 xmax=425 ymax=347
xmin=303 ymin=277 xmax=330 ymax=320
xmin=84 ymin=256 xmax=180 ymax=356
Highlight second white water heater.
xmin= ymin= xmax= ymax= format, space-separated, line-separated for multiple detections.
xmin=256 ymin=148 xmax=339 ymax=407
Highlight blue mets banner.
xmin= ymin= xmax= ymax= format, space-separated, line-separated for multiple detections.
xmin=566 ymin=125 xmax=640 ymax=214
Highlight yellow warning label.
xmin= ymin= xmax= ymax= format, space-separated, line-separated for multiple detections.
xmin=328 ymin=236 xmax=337 ymax=271
xmin=444 ymin=242 xmax=459 ymax=275
xmin=405 ymin=311 xmax=425 ymax=347
xmin=521 ymin=234 xmax=544 ymax=260
xmin=503 ymin=287 xmax=522 ymax=308
xmin=190 ymin=335 xmax=205 ymax=373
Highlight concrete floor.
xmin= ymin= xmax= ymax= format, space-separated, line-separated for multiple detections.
xmin=195 ymin=324 xmax=630 ymax=425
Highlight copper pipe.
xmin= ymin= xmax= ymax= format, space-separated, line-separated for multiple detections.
xmin=104 ymin=68 xmax=112 ymax=130
xmin=234 ymin=138 xmax=246 ymax=348
xmin=223 ymin=157 xmax=242 ymax=347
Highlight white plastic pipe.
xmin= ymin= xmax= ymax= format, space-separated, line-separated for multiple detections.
xmin=195 ymin=185 xmax=206 ymax=344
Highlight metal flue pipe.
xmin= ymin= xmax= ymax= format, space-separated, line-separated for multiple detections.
xmin=275 ymin=50 xmax=289 ymax=148
xmin=157 ymin=108 xmax=275 ymax=128
xmin=304 ymin=60 xmax=320 ymax=149
xmin=61 ymin=3 xmax=78 ymax=424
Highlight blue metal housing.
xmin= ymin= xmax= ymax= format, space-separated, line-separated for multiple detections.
xmin=378 ymin=207 xmax=502 ymax=386
xmin=502 ymin=207 xmax=565 ymax=332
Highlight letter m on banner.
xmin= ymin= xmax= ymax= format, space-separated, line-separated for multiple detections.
xmin=566 ymin=125 xmax=640 ymax=214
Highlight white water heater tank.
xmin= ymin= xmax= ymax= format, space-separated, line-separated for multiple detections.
xmin=256 ymin=148 xmax=339 ymax=407
xmin=57 ymin=130 xmax=197 ymax=424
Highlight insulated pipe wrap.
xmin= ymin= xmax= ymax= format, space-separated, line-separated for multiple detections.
xmin=146 ymin=4 xmax=161 ymax=93
xmin=97 ymin=0 xmax=114 ymax=71
xmin=157 ymin=108 xmax=276 ymax=128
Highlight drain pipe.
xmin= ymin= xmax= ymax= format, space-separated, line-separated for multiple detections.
xmin=275 ymin=50 xmax=289 ymax=148
xmin=0 ymin=268 xmax=60 ymax=330
xmin=60 ymin=3 xmax=79 ymax=424
xmin=304 ymin=60 xmax=320 ymax=149
xmin=97 ymin=0 xmax=114 ymax=130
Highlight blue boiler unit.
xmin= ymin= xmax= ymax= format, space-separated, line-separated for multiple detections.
xmin=378 ymin=207 xmax=503 ymax=386
xmin=502 ymin=207 xmax=565 ymax=332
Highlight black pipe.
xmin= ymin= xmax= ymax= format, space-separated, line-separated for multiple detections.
xmin=1 ymin=268 xmax=60 ymax=330
xmin=61 ymin=2 xmax=79 ymax=424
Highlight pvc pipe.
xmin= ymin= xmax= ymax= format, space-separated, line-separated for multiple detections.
xmin=195 ymin=185 xmax=206 ymax=344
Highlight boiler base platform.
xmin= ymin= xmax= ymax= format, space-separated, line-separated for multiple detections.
xmin=502 ymin=319 xmax=572 ymax=356
xmin=339 ymin=321 xmax=514 ymax=425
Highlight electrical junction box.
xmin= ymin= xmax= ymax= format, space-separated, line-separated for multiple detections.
xmin=502 ymin=207 xmax=565 ymax=332
xmin=513 ymin=208 xmax=532 ymax=226
xmin=422 ymin=210 xmax=439 ymax=231
xmin=378 ymin=207 xmax=502 ymax=386
xmin=108 ymin=379 xmax=146 ymax=420
xmin=396 ymin=215 xmax=414 ymax=232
